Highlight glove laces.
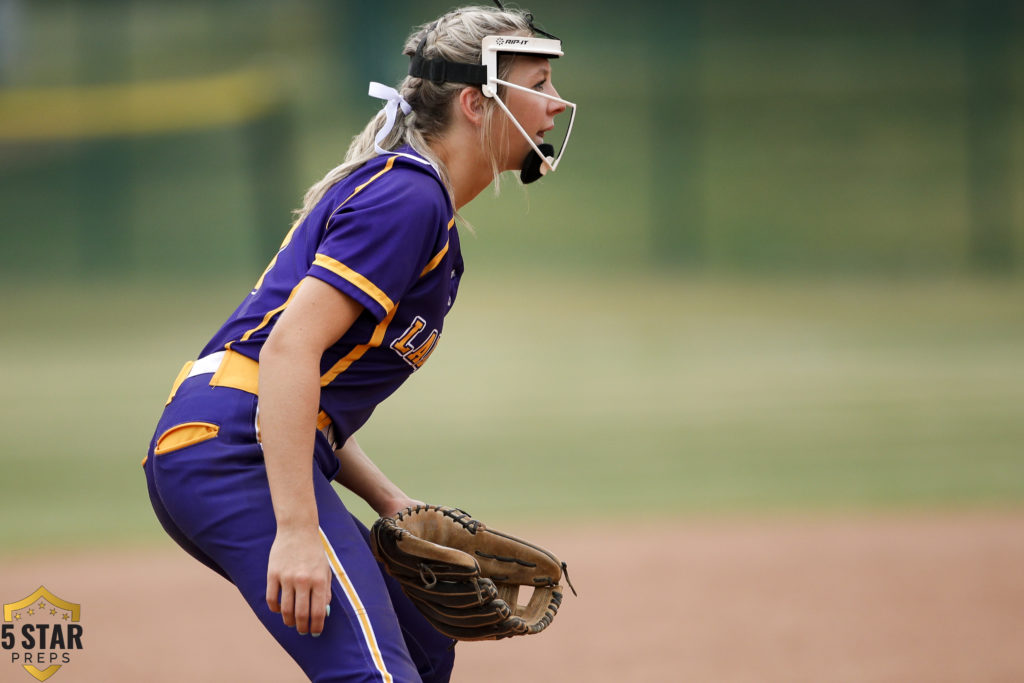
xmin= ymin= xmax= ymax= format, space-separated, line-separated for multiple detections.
xmin=418 ymin=563 xmax=438 ymax=589
xmin=561 ymin=562 xmax=578 ymax=597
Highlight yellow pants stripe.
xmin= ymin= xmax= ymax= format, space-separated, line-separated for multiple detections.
xmin=318 ymin=528 xmax=394 ymax=683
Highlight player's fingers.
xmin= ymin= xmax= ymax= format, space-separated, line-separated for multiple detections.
xmin=293 ymin=582 xmax=311 ymax=635
xmin=266 ymin=574 xmax=281 ymax=614
xmin=325 ymin=566 xmax=333 ymax=618
xmin=310 ymin=575 xmax=330 ymax=637
xmin=279 ymin=584 xmax=296 ymax=629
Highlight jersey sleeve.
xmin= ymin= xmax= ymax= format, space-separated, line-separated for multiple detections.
xmin=307 ymin=164 xmax=447 ymax=321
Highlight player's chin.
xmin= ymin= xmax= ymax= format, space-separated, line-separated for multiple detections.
xmin=502 ymin=139 xmax=543 ymax=174
xmin=499 ymin=152 xmax=528 ymax=174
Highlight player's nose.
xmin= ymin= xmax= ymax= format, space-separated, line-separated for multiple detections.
xmin=548 ymin=88 xmax=567 ymax=116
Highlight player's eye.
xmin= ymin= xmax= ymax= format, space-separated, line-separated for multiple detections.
xmin=533 ymin=79 xmax=547 ymax=91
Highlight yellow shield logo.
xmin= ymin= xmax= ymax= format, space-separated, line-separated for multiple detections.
xmin=3 ymin=587 xmax=83 ymax=681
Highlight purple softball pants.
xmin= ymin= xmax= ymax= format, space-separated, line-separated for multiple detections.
xmin=143 ymin=375 xmax=455 ymax=682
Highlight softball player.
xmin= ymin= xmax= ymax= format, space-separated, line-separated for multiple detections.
xmin=142 ymin=4 xmax=575 ymax=682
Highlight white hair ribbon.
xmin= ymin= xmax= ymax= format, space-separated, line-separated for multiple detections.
xmin=368 ymin=82 xmax=412 ymax=156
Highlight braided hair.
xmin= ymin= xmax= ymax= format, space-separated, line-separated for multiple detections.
xmin=294 ymin=6 xmax=534 ymax=224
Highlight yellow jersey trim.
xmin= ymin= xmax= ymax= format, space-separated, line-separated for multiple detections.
xmin=228 ymin=281 xmax=303 ymax=351
xmin=311 ymin=155 xmax=402 ymax=312
xmin=253 ymin=221 xmax=302 ymax=292
xmin=419 ymin=217 xmax=456 ymax=278
xmin=312 ymin=253 xmax=395 ymax=314
xmin=320 ymin=305 xmax=399 ymax=386
xmin=337 ymin=156 xmax=396 ymax=209
xmin=238 ymin=155 xmax=399 ymax=345
xmin=321 ymin=155 xmax=398 ymax=235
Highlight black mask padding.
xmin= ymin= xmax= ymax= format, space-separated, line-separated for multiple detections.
xmin=520 ymin=143 xmax=554 ymax=184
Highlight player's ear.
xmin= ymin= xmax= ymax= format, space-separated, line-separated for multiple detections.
xmin=457 ymin=86 xmax=486 ymax=126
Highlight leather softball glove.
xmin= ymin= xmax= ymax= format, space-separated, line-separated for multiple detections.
xmin=369 ymin=504 xmax=574 ymax=641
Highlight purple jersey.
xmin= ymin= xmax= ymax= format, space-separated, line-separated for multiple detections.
xmin=200 ymin=145 xmax=463 ymax=445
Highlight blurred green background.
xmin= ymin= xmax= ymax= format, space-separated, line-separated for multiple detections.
xmin=1 ymin=0 xmax=1022 ymax=556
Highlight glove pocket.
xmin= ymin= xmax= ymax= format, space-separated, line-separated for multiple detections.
xmin=154 ymin=421 xmax=220 ymax=456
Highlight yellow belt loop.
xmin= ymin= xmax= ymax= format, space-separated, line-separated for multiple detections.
xmin=210 ymin=349 xmax=260 ymax=394
xmin=165 ymin=361 xmax=195 ymax=406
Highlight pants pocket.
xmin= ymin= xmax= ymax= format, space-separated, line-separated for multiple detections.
xmin=154 ymin=421 xmax=220 ymax=456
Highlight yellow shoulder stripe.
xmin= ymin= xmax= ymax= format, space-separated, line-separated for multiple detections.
xmin=324 ymin=156 xmax=398 ymax=230
xmin=419 ymin=217 xmax=456 ymax=278
xmin=225 ymin=155 xmax=401 ymax=352
xmin=419 ymin=243 xmax=449 ymax=278
xmin=309 ymin=155 xmax=403 ymax=313
xmin=313 ymin=253 xmax=395 ymax=314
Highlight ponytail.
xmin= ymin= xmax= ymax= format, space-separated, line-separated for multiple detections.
xmin=291 ymin=5 xmax=533 ymax=226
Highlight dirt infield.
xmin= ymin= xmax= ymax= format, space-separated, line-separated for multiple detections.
xmin=3 ymin=511 xmax=1023 ymax=682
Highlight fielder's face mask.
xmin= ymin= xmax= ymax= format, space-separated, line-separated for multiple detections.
xmin=407 ymin=14 xmax=578 ymax=184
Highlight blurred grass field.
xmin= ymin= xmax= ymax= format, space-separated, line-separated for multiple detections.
xmin=2 ymin=272 xmax=1022 ymax=557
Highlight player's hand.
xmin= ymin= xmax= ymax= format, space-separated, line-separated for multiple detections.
xmin=265 ymin=526 xmax=332 ymax=637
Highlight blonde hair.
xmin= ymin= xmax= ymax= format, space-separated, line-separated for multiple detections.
xmin=294 ymin=5 xmax=534 ymax=224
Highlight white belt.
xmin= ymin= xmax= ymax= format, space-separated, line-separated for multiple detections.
xmin=186 ymin=351 xmax=226 ymax=378
xmin=165 ymin=349 xmax=260 ymax=405
xmin=175 ymin=350 xmax=334 ymax=441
